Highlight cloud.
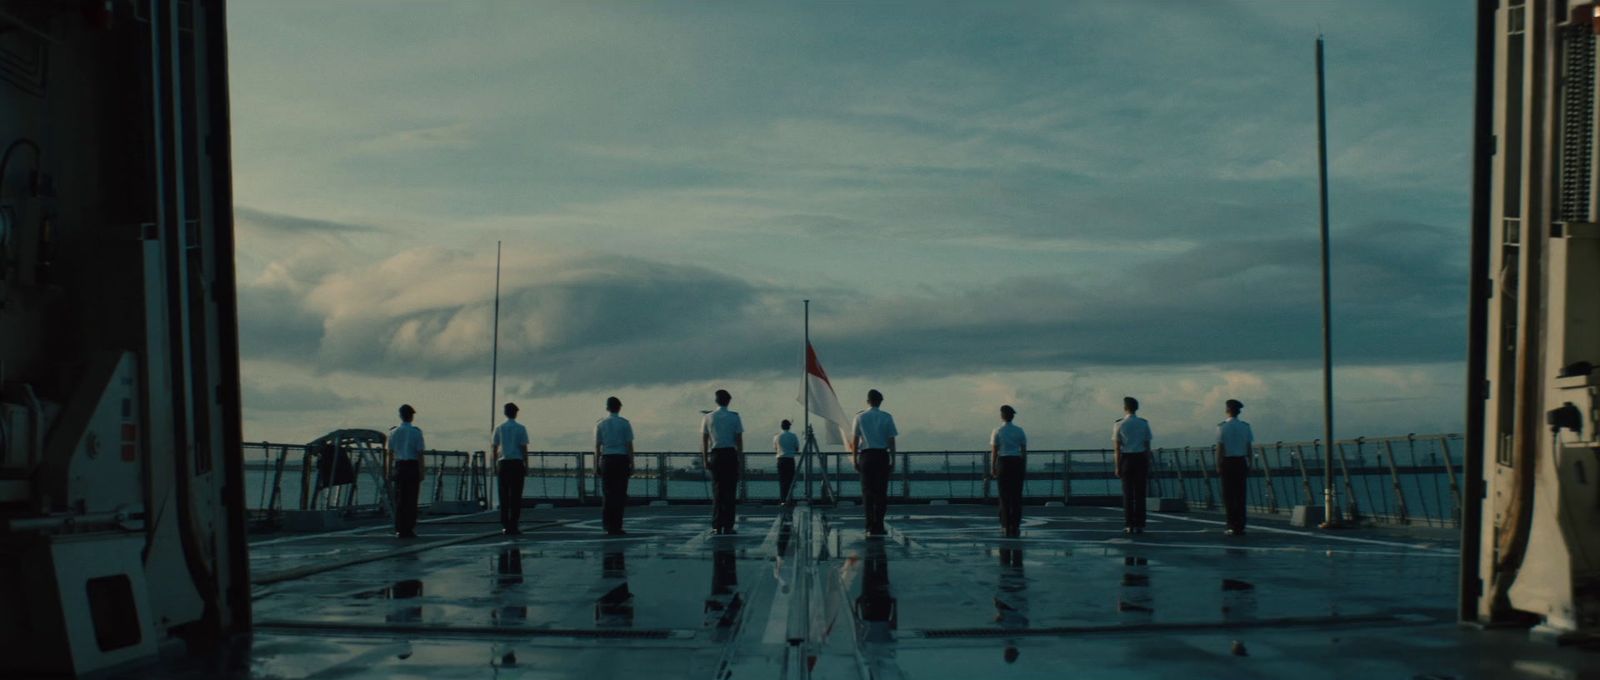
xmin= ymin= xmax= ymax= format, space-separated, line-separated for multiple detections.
xmin=235 ymin=206 xmax=384 ymax=235
xmin=355 ymin=122 xmax=477 ymax=155
xmin=237 ymin=285 xmax=325 ymax=361
xmin=226 ymin=1 xmax=1471 ymax=252
xmin=233 ymin=217 xmax=1463 ymax=396
xmin=237 ymin=243 xmax=791 ymax=389
xmin=224 ymin=2 xmax=1477 ymax=447
xmin=241 ymin=381 xmax=360 ymax=414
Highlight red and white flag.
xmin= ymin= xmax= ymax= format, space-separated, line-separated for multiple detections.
xmin=799 ymin=342 xmax=850 ymax=445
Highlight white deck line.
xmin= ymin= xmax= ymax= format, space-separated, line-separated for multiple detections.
xmin=760 ymin=513 xmax=796 ymax=644
xmin=248 ymin=510 xmax=496 ymax=547
xmin=1147 ymin=511 xmax=1457 ymax=554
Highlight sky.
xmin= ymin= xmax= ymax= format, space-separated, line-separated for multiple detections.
xmin=227 ymin=1 xmax=1476 ymax=455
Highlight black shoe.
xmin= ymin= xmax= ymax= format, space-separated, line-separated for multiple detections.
xmin=397 ymin=531 xmax=418 ymax=539
xmin=1122 ymin=527 xmax=1133 ymax=535
xmin=502 ymin=528 xmax=521 ymax=536
xmin=606 ymin=529 xmax=627 ymax=536
xmin=1134 ymin=528 xmax=1144 ymax=535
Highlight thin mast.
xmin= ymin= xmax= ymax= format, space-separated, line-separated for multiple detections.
xmin=1315 ymin=37 xmax=1339 ymax=527
xmin=803 ymin=299 xmax=811 ymax=502
xmin=490 ymin=241 xmax=502 ymax=436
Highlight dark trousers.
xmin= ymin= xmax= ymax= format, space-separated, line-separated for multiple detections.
xmin=997 ymin=456 xmax=1025 ymax=536
xmin=777 ymin=457 xmax=797 ymax=504
xmin=709 ymin=448 xmax=740 ymax=531
xmin=497 ymin=459 xmax=526 ymax=531
xmin=1119 ymin=452 xmax=1150 ymax=529
xmin=601 ymin=456 xmax=631 ymax=532
xmin=859 ymin=449 xmax=891 ymax=534
xmin=1220 ymin=456 xmax=1249 ymax=531
xmin=393 ymin=459 xmax=421 ymax=535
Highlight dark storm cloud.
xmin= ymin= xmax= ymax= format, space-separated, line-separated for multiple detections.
xmin=236 ymin=206 xmax=384 ymax=234
xmin=246 ymin=247 xmax=797 ymax=390
xmin=236 ymin=218 xmax=1463 ymax=393
xmin=241 ymin=381 xmax=354 ymax=414
xmin=237 ymin=286 xmax=325 ymax=361
xmin=818 ymin=220 xmax=1465 ymax=377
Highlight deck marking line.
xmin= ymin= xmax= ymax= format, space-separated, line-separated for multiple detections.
xmin=904 ymin=611 xmax=1441 ymax=638
xmin=760 ymin=512 xmax=798 ymax=644
xmin=251 ymin=520 xmax=564 ymax=588
xmin=248 ymin=510 xmax=499 ymax=547
xmin=1147 ymin=512 xmax=1456 ymax=553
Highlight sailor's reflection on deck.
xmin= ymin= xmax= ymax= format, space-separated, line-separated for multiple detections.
xmin=1221 ymin=577 xmax=1257 ymax=622
xmin=595 ymin=549 xmax=634 ymax=627
xmin=705 ymin=547 xmax=743 ymax=633
xmin=854 ymin=542 xmax=897 ymax=642
xmin=493 ymin=548 xmax=527 ymax=625
xmin=772 ymin=516 xmax=795 ymax=594
xmin=712 ymin=547 xmax=739 ymax=597
xmin=604 ymin=548 xmax=627 ymax=579
xmin=776 ymin=515 xmax=794 ymax=557
xmin=994 ymin=548 xmax=1028 ymax=663
xmin=1117 ymin=555 xmax=1154 ymax=617
xmin=496 ymin=547 xmax=524 ymax=586
xmin=383 ymin=578 xmax=424 ymax=624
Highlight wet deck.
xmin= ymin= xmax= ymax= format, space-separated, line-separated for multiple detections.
xmin=145 ymin=505 xmax=1599 ymax=679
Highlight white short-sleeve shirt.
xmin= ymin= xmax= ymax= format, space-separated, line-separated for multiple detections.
xmin=1114 ymin=414 xmax=1152 ymax=453
xmin=702 ymin=407 xmax=744 ymax=450
xmin=389 ymin=422 xmax=425 ymax=461
xmin=851 ymin=407 xmax=899 ymax=451
xmin=774 ymin=430 xmax=800 ymax=458
xmin=595 ymin=413 xmax=634 ymax=455
xmin=493 ymin=418 xmax=529 ymax=461
xmin=1217 ymin=417 xmax=1254 ymax=458
xmin=991 ymin=422 xmax=1027 ymax=456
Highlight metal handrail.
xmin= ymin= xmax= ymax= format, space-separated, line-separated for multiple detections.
xmin=242 ymin=444 xmax=486 ymax=524
xmin=242 ymin=433 xmax=1465 ymax=527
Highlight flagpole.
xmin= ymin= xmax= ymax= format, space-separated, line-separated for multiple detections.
xmin=803 ymin=299 xmax=812 ymax=502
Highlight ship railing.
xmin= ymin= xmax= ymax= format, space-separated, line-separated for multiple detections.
xmin=242 ymin=433 xmax=1463 ymax=529
xmin=504 ymin=433 xmax=1462 ymax=528
xmin=241 ymin=443 xmax=489 ymax=526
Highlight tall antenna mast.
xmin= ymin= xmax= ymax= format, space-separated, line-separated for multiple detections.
xmin=804 ymin=299 xmax=811 ymax=501
xmin=490 ymin=240 xmax=502 ymax=436
xmin=1315 ymin=36 xmax=1340 ymax=528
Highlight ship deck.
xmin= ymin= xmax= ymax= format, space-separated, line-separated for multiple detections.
xmin=139 ymin=504 xmax=1599 ymax=679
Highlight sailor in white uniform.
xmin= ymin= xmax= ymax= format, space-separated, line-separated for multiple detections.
xmin=493 ymin=402 xmax=530 ymax=535
xmin=850 ymin=389 xmax=899 ymax=537
xmin=595 ymin=396 xmax=635 ymax=535
xmin=990 ymin=405 xmax=1028 ymax=537
xmin=774 ymin=420 xmax=800 ymax=505
xmin=700 ymin=389 xmax=744 ymax=534
xmin=387 ymin=404 xmax=426 ymax=538
xmin=1113 ymin=397 xmax=1153 ymax=534
xmin=1216 ymin=399 xmax=1255 ymax=535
